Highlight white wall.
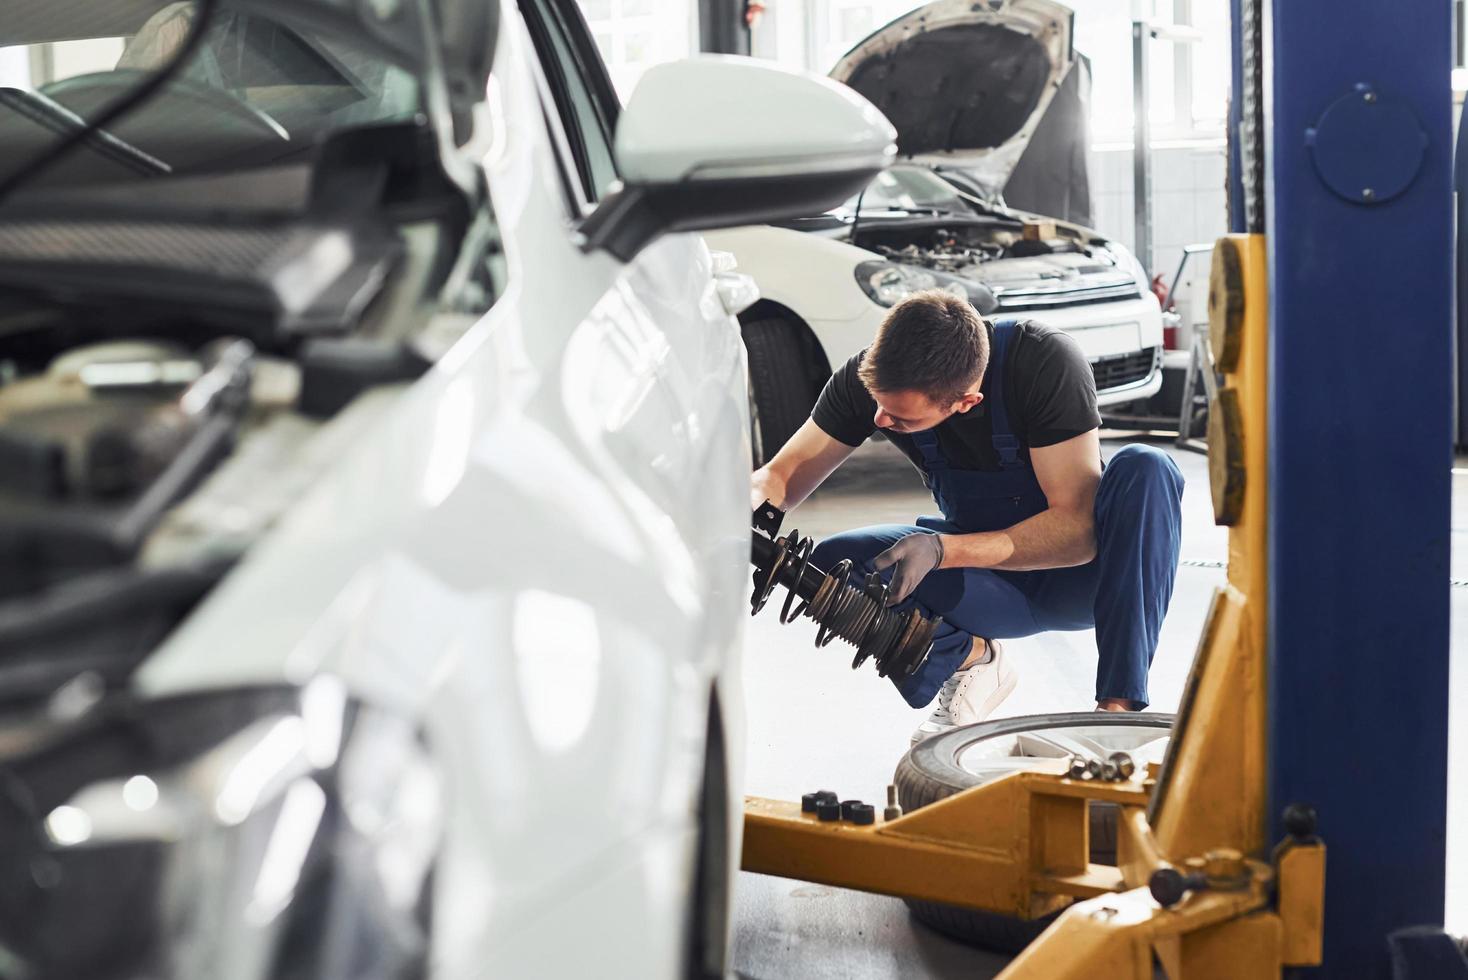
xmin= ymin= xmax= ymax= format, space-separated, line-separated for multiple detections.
xmin=580 ymin=0 xmax=697 ymax=99
xmin=0 ymin=46 xmax=31 ymax=88
xmin=1090 ymin=140 xmax=1229 ymax=280
xmin=0 ymin=38 xmax=127 ymax=90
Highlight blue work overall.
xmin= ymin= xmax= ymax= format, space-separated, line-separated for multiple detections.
xmin=810 ymin=320 xmax=1185 ymax=709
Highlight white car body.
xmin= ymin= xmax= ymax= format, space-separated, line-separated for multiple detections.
xmin=705 ymin=220 xmax=1166 ymax=409
xmin=0 ymin=2 xmax=893 ymax=977
xmin=138 ymin=13 xmax=753 ymax=973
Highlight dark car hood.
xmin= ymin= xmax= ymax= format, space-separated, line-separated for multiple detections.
xmin=830 ymin=0 xmax=1073 ymax=195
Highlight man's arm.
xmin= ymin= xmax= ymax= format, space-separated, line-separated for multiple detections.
xmin=750 ymin=419 xmax=857 ymax=511
xmin=939 ymin=429 xmax=1102 ymax=571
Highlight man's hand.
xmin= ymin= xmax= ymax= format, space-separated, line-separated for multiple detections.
xmin=750 ymin=418 xmax=858 ymax=514
xmin=750 ymin=468 xmax=783 ymax=513
xmin=873 ymin=532 xmax=944 ymax=605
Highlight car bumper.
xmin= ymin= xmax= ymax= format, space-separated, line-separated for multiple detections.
xmin=1096 ymin=357 xmax=1164 ymax=407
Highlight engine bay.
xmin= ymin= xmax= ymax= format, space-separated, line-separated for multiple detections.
xmin=0 ymin=123 xmax=500 ymax=706
xmin=848 ymin=215 xmax=1143 ymax=308
xmin=859 ymin=220 xmax=1114 ymax=278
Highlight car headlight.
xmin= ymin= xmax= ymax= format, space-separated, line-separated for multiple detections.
xmin=0 ymin=680 xmax=441 ymax=979
xmin=855 ymin=260 xmax=986 ymax=309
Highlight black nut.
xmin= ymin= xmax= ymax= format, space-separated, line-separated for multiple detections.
xmin=803 ymin=790 xmax=838 ymax=814
xmin=1283 ymin=803 xmax=1318 ymax=840
xmin=840 ymin=799 xmax=864 ymax=821
xmin=816 ymin=800 xmax=842 ymax=822
xmin=848 ymin=803 xmax=876 ymax=826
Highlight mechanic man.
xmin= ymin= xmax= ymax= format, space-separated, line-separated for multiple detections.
xmin=750 ymin=290 xmax=1184 ymax=743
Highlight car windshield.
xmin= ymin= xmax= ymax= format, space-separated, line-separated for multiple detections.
xmin=833 ymin=165 xmax=970 ymax=216
xmin=0 ymin=2 xmax=421 ymax=190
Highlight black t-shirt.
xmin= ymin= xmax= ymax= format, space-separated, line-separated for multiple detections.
xmin=812 ymin=319 xmax=1101 ymax=474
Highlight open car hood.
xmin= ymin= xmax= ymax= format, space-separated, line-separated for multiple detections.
xmin=830 ymin=0 xmax=1073 ymax=194
xmin=2 ymin=0 xmax=496 ymax=134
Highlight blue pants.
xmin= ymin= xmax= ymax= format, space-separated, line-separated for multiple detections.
xmin=811 ymin=445 xmax=1185 ymax=708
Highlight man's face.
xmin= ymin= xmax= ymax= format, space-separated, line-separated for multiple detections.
xmin=871 ymin=388 xmax=983 ymax=434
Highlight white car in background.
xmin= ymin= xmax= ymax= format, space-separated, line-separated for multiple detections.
xmin=705 ymin=0 xmax=1163 ymax=459
xmin=0 ymin=1 xmax=893 ymax=977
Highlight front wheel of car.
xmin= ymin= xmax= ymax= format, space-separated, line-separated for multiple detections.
xmin=742 ymin=317 xmax=817 ymax=467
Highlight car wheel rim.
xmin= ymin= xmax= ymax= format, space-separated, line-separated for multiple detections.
xmin=953 ymin=722 xmax=1172 ymax=783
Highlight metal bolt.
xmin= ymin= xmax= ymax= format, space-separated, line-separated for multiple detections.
xmin=1362 ymin=188 xmax=1376 ymax=202
xmin=1068 ymin=756 xmax=1088 ymax=780
xmin=1085 ymin=758 xmax=1104 ymax=780
xmin=884 ymin=785 xmax=903 ymax=821
xmin=1149 ymin=866 xmax=1209 ymax=908
xmin=1108 ymin=752 xmax=1136 ymax=781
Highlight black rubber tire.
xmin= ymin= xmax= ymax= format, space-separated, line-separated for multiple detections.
xmin=742 ymin=316 xmax=818 ymax=466
xmin=893 ymin=712 xmax=1175 ymax=953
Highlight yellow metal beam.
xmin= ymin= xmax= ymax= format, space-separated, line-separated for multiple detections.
xmin=999 ymin=875 xmax=1275 ymax=980
xmin=1150 ymin=233 xmax=1271 ymax=862
xmin=743 ymin=771 xmax=1145 ymax=915
xmin=1277 ymin=841 xmax=1326 ymax=966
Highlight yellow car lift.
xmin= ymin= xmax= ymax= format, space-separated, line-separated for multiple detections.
xmin=742 ymin=235 xmax=1324 ymax=978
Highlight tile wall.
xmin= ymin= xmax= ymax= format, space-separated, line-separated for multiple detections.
xmin=1088 ymin=141 xmax=1229 ymax=282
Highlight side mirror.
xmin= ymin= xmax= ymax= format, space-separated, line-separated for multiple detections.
xmin=580 ymin=56 xmax=896 ymax=261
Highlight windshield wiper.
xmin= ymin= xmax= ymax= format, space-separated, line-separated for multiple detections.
xmin=0 ymin=0 xmax=218 ymax=205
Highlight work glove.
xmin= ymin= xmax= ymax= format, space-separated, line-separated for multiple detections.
xmin=872 ymin=532 xmax=945 ymax=606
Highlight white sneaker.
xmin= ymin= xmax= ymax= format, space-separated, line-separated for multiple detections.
xmin=910 ymin=641 xmax=1017 ymax=746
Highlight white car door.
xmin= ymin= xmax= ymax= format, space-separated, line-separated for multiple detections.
xmin=516 ymin=0 xmax=750 ymax=674
xmin=459 ymin=2 xmax=749 ymax=974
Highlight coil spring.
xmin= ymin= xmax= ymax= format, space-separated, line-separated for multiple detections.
xmin=751 ymin=529 xmax=938 ymax=681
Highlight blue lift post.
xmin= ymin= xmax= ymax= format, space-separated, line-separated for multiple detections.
xmin=1265 ymin=1 xmax=1455 ymax=977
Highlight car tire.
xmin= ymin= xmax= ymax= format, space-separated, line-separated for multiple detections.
xmin=742 ymin=316 xmax=817 ymax=466
xmin=893 ymin=712 xmax=1174 ymax=953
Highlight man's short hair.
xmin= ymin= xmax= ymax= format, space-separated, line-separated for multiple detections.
xmin=857 ymin=290 xmax=989 ymax=405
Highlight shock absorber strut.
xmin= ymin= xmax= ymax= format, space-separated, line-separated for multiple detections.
xmin=749 ymin=501 xmax=939 ymax=681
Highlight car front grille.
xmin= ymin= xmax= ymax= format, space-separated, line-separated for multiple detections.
xmin=993 ymin=280 xmax=1142 ymax=311
xmin=1091 ymin=347 xmax=1160 ymax=393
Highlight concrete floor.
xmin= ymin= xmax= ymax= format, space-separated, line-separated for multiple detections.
xmin=733 ymin=435 xmax=1468 ymax=980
